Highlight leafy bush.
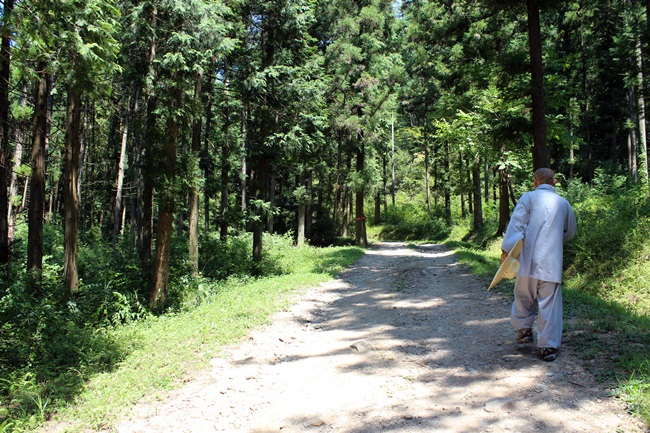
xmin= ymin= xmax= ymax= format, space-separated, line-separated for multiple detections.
xmin=377 ymin=203 xmax=450 ymax=241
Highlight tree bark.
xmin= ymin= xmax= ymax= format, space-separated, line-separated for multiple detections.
xmin=188 ymin=70 xmax=203 ymax=274
xmin=113 ymin=95 xmax=131 ymax=245
xmin=527 ymin=0 xmax=549 ymax=169
xmin=391 ymin=112 xmax=396 ymax=207
xmin=355 ymin=145 xmax=368 ymax=247
xmin=8 ymin=83 xmax=27 ymax=244
xmin=150 ymin=85 xmax=180 ymax=310
xmin=496 ymin=165 xmax=510 ymax=237
xmin=637 ymin=32 xmax=649 ymax=183
xmin=63 ymin=86 xmax=82 ymax=293
xmin=240 ymin=104 xmax=248 ymax=213
xmin=27 ymin=64 xmax=50 ymax=290
xmin=0 ymin=0 xmax=14 ymax=264
xmin=424 ymin=127 xmax=432 ymax=216
xmin=140 ymin=95 xmax=157 ymax=263
xmin=472 ymin=161 xmax=483 ymax=232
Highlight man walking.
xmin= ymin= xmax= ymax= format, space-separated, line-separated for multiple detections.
xmin=501 ymin=168 xmax=577 ymax=361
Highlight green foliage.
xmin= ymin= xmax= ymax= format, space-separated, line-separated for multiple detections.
xmin=0 ymin=237 xmax=363 ymax=432
xmin=377 ymin=203 xmax=450 ymax=241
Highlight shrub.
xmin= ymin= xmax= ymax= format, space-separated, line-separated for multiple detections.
xmin=378 ymin=203 xmax=450 ymax=241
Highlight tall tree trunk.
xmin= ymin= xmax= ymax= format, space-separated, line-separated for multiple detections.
xmin=188 ymin=70 xmax=203 ymax=274
xmin=8 ymin=83 xmax=27 ymax=244
xmin=150 ymin=86 xmax=180 ymax=310
xmin=637 ymin=31 xmax=649 ymax=183
xmin=297 ymin=199 xmax=306 ymax=247
xmin=0 ymin=0 xmax=14 ymax=264
xmin=342 ymin=151 xmax=352 ymax=238
xmin=527 ymin=0 xmax=550 ymax=169
xmin=140 ymin=97 xmax=156 ymax=263
xmin=333 ymin=133 xmax=343 ymax=226
xmin=204 ymin=76 xmax=214 ymax=233
xmin=63 ymin=86 xmax=82 ymax=294
xmin=267 ymin=168 xmax=275 ymax=234
xmin=374 ymin=190 xmax=381 ymax=225
xmin=391 ymin=112 xmax=396 ymax=206
xmin=472 ymin=160 xmax=483 ymax=232
xmin=305 ymin=173 xmax=312 ymax=239
xmin=113 ymin=96 xmax=131 ymax=245
xmin=496 ymin=164 xmax=510 ymax=237
xmin=424 ymin=128 xmax=432 ymax=216
xmin=240 ymin=104 xmax=248 ymax=214
xmin=27 ymin=64 xmax=50 ymax=290
xmin=355 ymin=145 xmax=368 ymax=247
xmin=251 ymin=156 xmax=268 ymax=275
xmin=141 ymin=7 xmax=157 ymax=263
xmin=629 ymin=88 xmax=639 ymax=182
xmin=443 ymin=141 xmax=451 ymax=219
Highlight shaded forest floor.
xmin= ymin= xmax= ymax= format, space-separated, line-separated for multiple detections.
xmin=47 ymin=242 xmax=646 ymax=432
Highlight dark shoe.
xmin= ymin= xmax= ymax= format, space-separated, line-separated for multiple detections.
xmin=516 ymin=328 xmax=533 ymax=344
xmin=540 ymin=347 xmax=558 ymax=362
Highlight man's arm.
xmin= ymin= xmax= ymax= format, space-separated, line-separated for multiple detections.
xmin=501 ymin=194 xmax=529 ymax=253
xmin=563 ymin=204 xmax=577 ymax=242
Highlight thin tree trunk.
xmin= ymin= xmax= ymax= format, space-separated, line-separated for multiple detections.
xmin=188 ymin=70 xmax=203 ymax=274
xmin=141 ymin=6 xmax=157 ymax=263
xmin=305 ymin=172 xmax=312 ymax=239
xmin=637 ymin=32 xmax=649 ymax=183
xmin=496 ymin=164 xmax=510 ymax=237
xmin=251 ymin=156 xmax=268 ymax=275
xmin=459 ymin=154 xmax=466 ymax=218
xmin=424 ymin=129 xmax=432 ymax=216
xmin=8 ymin=82 xmax=26 ymax=244
xmin=443 ymin=141 xmax=451 ymax=219
xmin=342 ymin=151 xmax=351 ymax=238
xmin=0 ymin=0 xmax=13 ymax=264
xmin=27 ymin=64 xmax=50 ymax=290
xmin=240 ymin=104 xmax=248 ymax=213
xmin=355 ymin=145 xmax=368 ymax=247
xmin=629 ymin=88 xmax=639 ymax=182
xmin=141 ymin=95 xmax=156 ymax=263
xmin=113 ymin=96 xmax=131 ymax=245
xmin=297 ymin=201 xmax=306 ymax=246
xmin=204 ymin=76 xmax=214 ymax=233
xmin=391 ymin=112 xmax=396 ymax=206
xmin=333 ymin=133 xmax=343 ymax=226
xmin=374 ymin=190 xmax=381 ymax=225
xmin=63 ymin=86 xmax=82 ymax=293
xmin=527 ymin=0 xmax=549 ymax=169
xmin=472 ymin=160 xmax=483 ymax=232
xmin=267 ymin=168 xmax=275 ymax=234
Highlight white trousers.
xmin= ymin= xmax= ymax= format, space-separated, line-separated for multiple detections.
xmin=510 ymin=276 xmax=563 ymax=349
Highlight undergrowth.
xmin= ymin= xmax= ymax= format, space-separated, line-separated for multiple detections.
xmin=0 ymin=225 xmax=363 ymax=433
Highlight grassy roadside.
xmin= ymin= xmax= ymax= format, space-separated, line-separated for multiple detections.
xmin=26 ymin=245 xmax=363 ymax=433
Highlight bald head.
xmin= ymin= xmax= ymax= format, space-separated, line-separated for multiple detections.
xmin=534 ymin=168 xmax=556 ymax=186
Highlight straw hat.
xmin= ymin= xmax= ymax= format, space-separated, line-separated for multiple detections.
xmin=488 ymin=239 xmax=523 ymax=290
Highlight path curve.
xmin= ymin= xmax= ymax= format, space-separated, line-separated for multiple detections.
xmin=115 ymin=242 xmax=645 ymax=433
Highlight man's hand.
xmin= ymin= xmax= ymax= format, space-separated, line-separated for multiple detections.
xmin=501 ymin=250 xmax=508 ymax=263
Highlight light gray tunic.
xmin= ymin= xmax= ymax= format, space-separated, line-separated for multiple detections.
xmin=501 ymin=184 xmax=577 ymax=283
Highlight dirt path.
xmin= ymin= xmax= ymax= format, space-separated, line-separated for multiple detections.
xmin=114 ymin=242 xmax=645 ymax=433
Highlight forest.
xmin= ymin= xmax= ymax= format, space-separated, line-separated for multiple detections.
xmin=1 ymin=0 xmax=650 ymax=431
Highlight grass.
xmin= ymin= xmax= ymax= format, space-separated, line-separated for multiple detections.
xmin=20 ymin=245 xmax=364 ymax=433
